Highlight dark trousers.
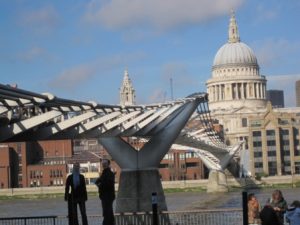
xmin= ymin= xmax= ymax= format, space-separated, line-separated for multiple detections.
xmin=68 ymin=199 xmax=88 ymax=225
xmin=101 ymin=198 xmax=114 ymax=225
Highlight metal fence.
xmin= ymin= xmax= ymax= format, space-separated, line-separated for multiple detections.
xmin=0 ymin=208 xmax=243 ymax=225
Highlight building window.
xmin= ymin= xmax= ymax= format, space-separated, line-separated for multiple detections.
xmin=253 ymin=131 xmax=261 ymax=137
xmin=254 ymin=162 xmax=263 ymax=168
xmin=251 ymin=120 xmax=262 ymax=127
xmin=242 ymin=118 xmax=247 ymax=127
xmin=253 ymin=141 xmax=262 ymax=147
xmin=268 ymin=162 xmax=277 ymax=176
xmin=266 ymin=130 xmax=275 ymax=136
xmin=267 ymin=140 xmax=276 ymax=146
xmin=254 ymin=152 xmax=262 ymax=157
xmin=267 ymin=151 xmax=276 ymax=157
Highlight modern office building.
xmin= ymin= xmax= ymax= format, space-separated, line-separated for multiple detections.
xmin=248 ymin=103 xmax=300 ymax=176
xmin=266 ymin=90 xmax=284 ymax=108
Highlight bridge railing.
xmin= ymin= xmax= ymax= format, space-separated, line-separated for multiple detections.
xmin=0 ymin=208 xmax=243 ymax=225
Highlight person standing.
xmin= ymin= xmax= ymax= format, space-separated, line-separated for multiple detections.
xmin=248 ymin=193 xmax=261 ymax=225
xmin=270 ymin=190 xmax=288 ymax=225
xmin=95 ymin=159 xmax=115 ymax=225
xmin=65 ymin=162 xmax=88 ymax=225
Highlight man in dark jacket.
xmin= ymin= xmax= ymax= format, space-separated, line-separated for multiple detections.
xmin=65 ymin=162 xmax=88 ymax=225
xmin=95 ymin=159 xmax=115 ymax=225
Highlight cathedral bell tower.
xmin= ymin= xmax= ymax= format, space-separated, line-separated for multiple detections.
xmin=119 ymin=69 xmax=136 ymax=106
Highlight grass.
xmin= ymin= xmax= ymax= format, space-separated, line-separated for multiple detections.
xmin=0 ymin=192 xmax=100 ymax=201
xmin=164 ymin=186 xmax=206 ymax=193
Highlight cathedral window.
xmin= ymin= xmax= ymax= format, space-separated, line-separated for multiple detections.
xmin=242 ymin=118 xmax=248 ymax=127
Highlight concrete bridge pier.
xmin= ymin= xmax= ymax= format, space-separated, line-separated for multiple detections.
xmin=207 ymin=170 xmax=229 ymax=193
xmin=116 ymin=169 xmax=166 ymax=212
xmin=99 ymin=100 xmax=200 ymax=213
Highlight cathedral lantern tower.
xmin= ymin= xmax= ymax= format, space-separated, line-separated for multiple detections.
xmin=120 ymin=69 xmax=136 ymax=106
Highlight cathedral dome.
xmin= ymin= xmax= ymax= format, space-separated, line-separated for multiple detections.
xmin=212 ymin=11 xmax=258 ymax=70
xmin=213 ymin=42 xmax=257 ymax=68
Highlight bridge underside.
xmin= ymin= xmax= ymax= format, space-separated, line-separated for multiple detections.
xmin=0 ymin=84 xmax=241 ymax=212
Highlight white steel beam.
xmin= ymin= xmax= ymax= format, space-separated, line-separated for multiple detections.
xmin=34 ymin=111 xmax=97 ymax=139
xmin=0 ymin=110 xmax=62 ymax=142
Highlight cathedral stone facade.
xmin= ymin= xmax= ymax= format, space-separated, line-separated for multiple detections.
xmin=206 ymin=12 xmax=267 ymax=148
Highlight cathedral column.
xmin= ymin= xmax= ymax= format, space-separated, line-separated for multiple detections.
xmin=256 ymin=83 xmax=259 ymax=99
xmin=246 ymin=83 xmax=250 ymax=99
xmin=229 ymin=83 xmax=233 ymax=100
xmin=241 ymin=83 xmax=245 ymax=99
xmin=259 ymin=83 xmax=263 ymax=98
xmin=219 ymin=85 xmax=222 ymax=100
xmin=214 ymin=85 xmax=217 ymax=101
xmin=235 ymin=83 xmax=238 ymax=99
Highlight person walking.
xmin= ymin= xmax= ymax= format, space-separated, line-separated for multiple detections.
xmin=65 ymin=162 xmax=88 ymax=225
xmin=95 ymin=159 xmax=115 ymax=225
xmin=270 ymin=190 xmax=288 ymax=225
xmin=286 ymin=200 xmax=300 ymax=225
xmin=248 ymin=193 xmax=261 ymax=224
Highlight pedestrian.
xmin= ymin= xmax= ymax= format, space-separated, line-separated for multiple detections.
xmin=286 ymin=200 xmax=300 ymax=225
xmin=270 ymin=190 xmax=288 ymax=225
xmin=95 ymin=159 xmax=115 ymax=225
xmin=260 ymin=200 xmax=280 ymax=225
xmin=248 ymin=193 xmax=261 ymax=224
xmin=64 ymin=162 xmax=88 ymax=225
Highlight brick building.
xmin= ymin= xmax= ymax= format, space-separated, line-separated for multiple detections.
xmin=0 ymin=140 xmax=72 ymax=188
xmin=159 ymin=147 xmax=207 ymax=181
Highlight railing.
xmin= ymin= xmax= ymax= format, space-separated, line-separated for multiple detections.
xmin=0 ymin=216 xmax=57 ymax=225
xmin=0 ymin=208 xmax=243 ymax=225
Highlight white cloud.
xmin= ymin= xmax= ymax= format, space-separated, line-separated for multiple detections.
xmin=49 ymin=64 xmax=97 ymax=90
xmin=83 ymin=0 xmax=244 ymax=31
xmin=16 ymin=47 xmax=49 ymax=62
xmin=49 ymin=52 xmax=146 ymax=90
xmin=253 ymin=39 xmax=300 ymax=67
xmin=255 ymin=4 xmax=279 ymax=22
xmin=19 ymin=5 xmax=60 ymax=34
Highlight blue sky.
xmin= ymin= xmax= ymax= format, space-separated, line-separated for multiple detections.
xmin=1 ymin=0 xmax=300 ymax=106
